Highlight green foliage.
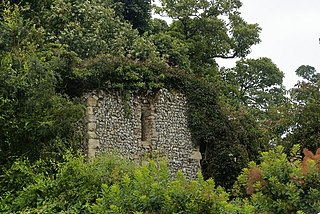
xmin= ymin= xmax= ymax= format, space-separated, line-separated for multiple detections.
xmin=155 ymin=0 xmax=261 ymax=65
xmin=113 ymin=0 xmax=151 ymax=33
xmin=149 ymin=32 xmax=191 ymax=68
xmin=146 ymin=18 xmax=168 ymax=34
xmin=286 ymin=65 xmax=320 ymax=151
xmin=2 ymin=146 xmax=319 ymax=213
xmin=295 ymin=65 xmax=320 ymax=83
xmin=41 ymin=0 xmax=139 ymax=59
xmin=0 ymin=0 xmax=53 ymax=22
xmin=222 ymin=57 xmax=286 ymax=110
xmin=234 ymin=145 xmax=320 ymax=213
xmin=91 ymin=161 xmax=245 ymax=214
xmin=0 ymin=3 xmax=43 ymax=52
xmin=1 ymin=153 xmax=253 ymax=214
xmin=0 ymin=4 xmax=84 ymax=165
xmin=0 ymin=152 xmax=135 ymax=213
xmin=221 ymin=57 xmax=290 ymax=148
xmin=68 ymin=55 xmax=167 ymax=96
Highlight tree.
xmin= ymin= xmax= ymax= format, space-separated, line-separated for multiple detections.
xmin=0 ymin=5 xmax=83 ymax=165
xmin=155 ymin=0 xmax=261 ymax=66
xmin=221 ymin=57 xmax=292 ymax=147
xmin=285 ymin=65 xmax=320 ymax=151
xmin=295 ymin=65 xmax=320 ymax=83
xmin=221 ymin=57 xmax=286 ymax=110
xmin=0 ymin=0 xmax=53 ymax=22
xmin=42 ymin=0 xmax=139 ymax=58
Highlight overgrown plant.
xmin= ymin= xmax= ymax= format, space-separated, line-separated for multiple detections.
xmin=91 ymin=160 xmax=253 ymax=214
xmin=233 ymin=145 xmax=320 ymax=213
xmin=0 ymin=152 xmax=136 ymax=213
xmin=0 ymin=4 xmax=84 ymax=165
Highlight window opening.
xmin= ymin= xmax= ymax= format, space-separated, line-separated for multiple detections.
xmin=141 ymin=112 xmax=147 ymax=141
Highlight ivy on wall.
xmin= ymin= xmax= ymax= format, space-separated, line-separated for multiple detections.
xmin=65 ymin=55 xmax=257 ymax=188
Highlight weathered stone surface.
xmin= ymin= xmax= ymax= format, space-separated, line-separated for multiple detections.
xmin=86 ymin=114 xmax=96 ymax=122
xmin=86 ymin=106 xmax=94 ymax=115
xmin=140 ymin=141 xmax=151 ymax=148
xmin=88 ymin=139 xmax=99 ymax=149
xmin=88 ymin=148 xmax=96 ymax=158
xmin=87 ymin=131 xmax=97 ymax=139
xmin=83 ymin=89 xmax=201 ymax=179
xmin=87 ymin=96 xmax=98 ymax=106
xmin=87 ymin=123 xmax=96 ymax=131
xmin=190 ymin=151 xmax=202 ymax=160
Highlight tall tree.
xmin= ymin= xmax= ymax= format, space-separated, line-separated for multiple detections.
xmin=155 ymin=0 xmax=261 ymax=67
xmin=285 ymin=65 xmax=320 ymax=151
xmin=0 ymin=5 xmax=83 ymax=165
xmin=221 ymin=57 xmax=286 ymax=110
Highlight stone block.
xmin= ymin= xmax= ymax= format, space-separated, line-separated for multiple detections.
xmin=87 ymin=131 xmax=97 ymax=139
xmin=87 ymin=96 xmax=98 ymax=106
xmin=88 ymin=148 xmax=96 ymax=158
xmin=87 ymin=123 xmax=97 ymax=131
xmin=88 ymin=139 xmax=99 ymax=149
xmin=86 ymin=106 xmax=94 ymax=115
xmin=190 ymin=151 xmax=202 ymax=160
xmin=141 ymin=160 xmax=149 ymax=166
xmin=140 ymin=140 xmax=151 ymax=148
xmin=86 ymin=114 xmax=96 ymax=122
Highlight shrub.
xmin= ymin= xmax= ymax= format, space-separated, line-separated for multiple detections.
xmin=233 ymin=145 xmax=320 ymax=213
xmin=0 ymin=152 xmax=135 ymax=213
xmin=90 ymin=161 xmax=253 ymax=214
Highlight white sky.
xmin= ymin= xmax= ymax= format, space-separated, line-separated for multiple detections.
xmin=218 ymin=0 xmax=320 ymax=89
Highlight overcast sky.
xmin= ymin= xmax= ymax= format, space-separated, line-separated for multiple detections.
xmin=222 ymin=0 xmax=320 ymax=89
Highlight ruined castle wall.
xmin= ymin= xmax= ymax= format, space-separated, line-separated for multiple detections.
xmin=84 ymin=89 xmax=201 ymax=178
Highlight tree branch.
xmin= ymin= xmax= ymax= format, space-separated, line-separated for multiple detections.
xmin=211 ymin=51 xmax=238 ymax=59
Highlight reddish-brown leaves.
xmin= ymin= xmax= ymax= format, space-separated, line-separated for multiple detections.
xmin=245 ymin=148 xmax=320 ymax=195
xmin=302 ymin=148 xmax=320 ymax=175
xmin=246 ymin=167 xmax=265 ymax=195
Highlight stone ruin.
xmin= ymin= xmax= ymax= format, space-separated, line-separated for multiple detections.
xmin=84 ymin=88 xmax=202 ymax=178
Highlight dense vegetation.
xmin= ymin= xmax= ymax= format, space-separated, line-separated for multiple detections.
xmin=0 ymin=0 xmax=320 ymax=212
xmin=1 ymin=147 xmax=319 ymax=213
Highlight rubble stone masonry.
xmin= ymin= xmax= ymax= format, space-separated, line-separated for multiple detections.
xmin=84 ymin=88 xmax=201 ymax=178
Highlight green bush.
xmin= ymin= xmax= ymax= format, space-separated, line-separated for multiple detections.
xmin=0 ymin=152 xmax=135 ymax=213
xmin=4 ymin=146 xmax=319 ymax=213
xmin=91 ymin=161 xmax=253 ymax=214
xmin=233 ymin=145 xmax=320 ymax=214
